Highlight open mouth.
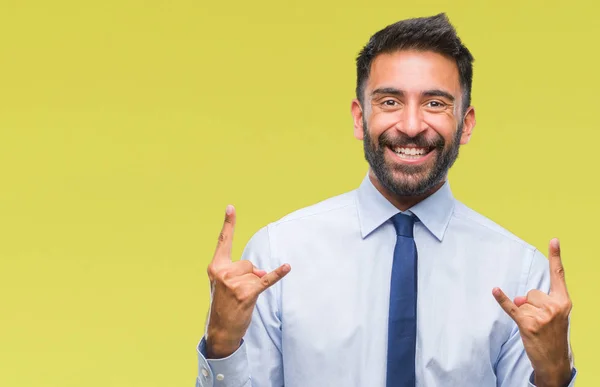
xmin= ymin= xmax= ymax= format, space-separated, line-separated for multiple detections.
xmin=389 ymin=146 xmax=435 ymax=160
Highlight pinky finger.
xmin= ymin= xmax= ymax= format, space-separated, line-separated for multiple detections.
xmin=257 ymin=264 xmax=291 ymax=291
xmin=493 ymin=287 xmax=523 ymax=324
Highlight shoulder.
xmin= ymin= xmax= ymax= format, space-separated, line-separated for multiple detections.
xmin=452 ymin=201 xmax=548 ymax=292
xmin=272 ymin=190 xmax=357 ymax=226
xmin=266 ymin=190 xmax=359 ymax=243
xmin=452 ymin=200 xmax=536 ymax=253
xmin=242 ymin=189 xmax=358 ymax=259
xmin=450 ymin=200 xmax=549 ymax=289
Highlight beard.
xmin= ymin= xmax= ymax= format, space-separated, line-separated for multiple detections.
xmin=363 ymin=119 xmax=463 ymax=197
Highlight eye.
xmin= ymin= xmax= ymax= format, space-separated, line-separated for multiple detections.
xmin=381 ymin=99 xmax=400 ymax=108
xmin=426 ymin=100 xmax=446 ymax=109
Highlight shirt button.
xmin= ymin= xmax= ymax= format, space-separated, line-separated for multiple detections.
xmin=201 ymin=368 xmax=209 ymax=377
xmin=216 ymin=374 xmax=225 ymax=381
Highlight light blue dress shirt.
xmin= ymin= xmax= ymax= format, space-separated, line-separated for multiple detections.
xmin=197 ymin=174 xmax=576 ymax=386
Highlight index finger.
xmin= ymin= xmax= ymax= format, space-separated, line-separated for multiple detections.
xmin=548 ymin=238 xmax=568 ymax=296
xmin=212 ymin=205 xmax=236 ymax=264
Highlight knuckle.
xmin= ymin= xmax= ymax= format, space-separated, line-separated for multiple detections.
xmin=207 ymin=263 xmax=222 ymax=280
xmin=539 ymin=313 xmax=552 ymax=325
xmin=545 ymin=301 xmax=559 ymax=316
xmin=554 ymin=265 xmax=566 ymax=279
xmin=261 ymin=275 xmax=273 ymax=288
xmin=561 ymin=299 xmax=573 ymax=313
xmin=241 ymin=260 xmax=253 ymax=271
xmin=232 ymin=289 xmax=243 ymax=302
xmin=216 ymin=270 xmax=229 ymax=283
xmin=207 ymin=264 xmax=215 ymax=277
xmin=524 ymin=320 xmax=541 ymax=335
xmin=222 ymin=270 xmax=235 ymax=281
xmin=218 ymin=232 xmax=227 ymax=244
xmin=234 ymin=288 xmax=252 ymax=303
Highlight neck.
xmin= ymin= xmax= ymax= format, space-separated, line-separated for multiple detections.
xmin=368 ymin=170 xmax=446 ymax=212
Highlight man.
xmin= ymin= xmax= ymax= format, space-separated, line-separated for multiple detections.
xmin=197 ymin=13 xmax=577 ymax=387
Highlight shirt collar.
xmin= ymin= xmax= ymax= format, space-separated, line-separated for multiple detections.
xmin=355 ymin=172 xmax=455 ymax=241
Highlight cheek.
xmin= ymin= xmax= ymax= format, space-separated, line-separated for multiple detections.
xmin=369 ymin=111 xmax=399 ymax=135
xmin=424 ymin=114 xmax=457 ymax=143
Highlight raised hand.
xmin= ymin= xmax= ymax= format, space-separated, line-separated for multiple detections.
xmin=205 ymin=205 xmax=291 ymax=358
xmin=493 ymin=238 xmax=573 ymax=387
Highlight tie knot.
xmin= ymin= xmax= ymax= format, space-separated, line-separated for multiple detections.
xmin=391 ymin=213 xmax=415 ymax=237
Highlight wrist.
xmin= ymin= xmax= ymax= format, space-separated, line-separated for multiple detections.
xmin=205 ymin=329 xmax=242 ymax=359
xmin=534 ymin=360 xmax=572 ymax=387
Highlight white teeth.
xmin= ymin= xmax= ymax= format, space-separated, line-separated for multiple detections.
xmin=393 ymin=147 xmax=428 ymax=156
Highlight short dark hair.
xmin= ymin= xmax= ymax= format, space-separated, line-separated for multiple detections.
xmin=355 ymin=13 xmax=474 ymax=113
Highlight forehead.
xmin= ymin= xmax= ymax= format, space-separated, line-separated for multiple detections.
xmin=366 ymin=50 xmax=461 ymax=97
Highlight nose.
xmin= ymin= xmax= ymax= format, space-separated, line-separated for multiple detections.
xmin=395 ymin=103 xmax=427 ymax=138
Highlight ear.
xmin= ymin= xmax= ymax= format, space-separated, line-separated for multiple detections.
xmin=460 ymin=106 xmax=476 ymax=145
xmin=351 ymin=98 xmax=365 ymax=140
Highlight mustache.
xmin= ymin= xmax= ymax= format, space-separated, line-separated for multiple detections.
xmin=378 ymin=131 xmax=444 ymax=149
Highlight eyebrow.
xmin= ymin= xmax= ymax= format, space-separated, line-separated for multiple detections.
xmin=371 ymin=87 xmax=405 ymax=97
xmin=371 ymin=87 xmax=455 ymax=102
xmin=422 ymin=89 xmax=455 ymax=102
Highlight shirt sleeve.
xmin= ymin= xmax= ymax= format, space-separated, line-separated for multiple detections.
xmin=196 ymin=226 xmax=284 ymax=387
xmin=496 ymin=249 xmax=577 ymax=387
xmin=197 ymin=338 xmax=251 ymax=387
xmin=527 ymin=368 xmax=577 ymax=387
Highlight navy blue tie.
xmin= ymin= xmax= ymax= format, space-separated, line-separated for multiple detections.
xmin=386 ymin=213 xmax=417 ymax=387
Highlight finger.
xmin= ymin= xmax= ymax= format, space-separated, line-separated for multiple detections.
xmin=548 ymin=238 xmax=568 ymax=296
xmin=224 ymin=260 xmax=255 ymax=276
xmin=228 ymin=265 xmax=266 ymax=279
xmin=493 ymin=287 xmax=523 ymax=324
xmin=212 ymin=205 xmax=236 ymax=264
xmin=515 ymin=303 xmax=541 ymax=319
xmin=253 ymin=268 xmax=267 ymax=278
xmin=255 ymin=264 xmax=291 ymax=292
xmin=514 ymin=296 xmax=527 ymax=307
xmin=524 ymin=289 xmax=550 ymax=308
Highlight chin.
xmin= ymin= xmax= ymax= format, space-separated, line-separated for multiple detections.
xmin=380 ymin=174 xmax=427 ymax=197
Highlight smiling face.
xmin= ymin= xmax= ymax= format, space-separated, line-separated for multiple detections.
xmin=352 ymin=50 xmax=476 ymax=200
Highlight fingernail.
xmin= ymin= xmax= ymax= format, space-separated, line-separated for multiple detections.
xmin=226 ymin=205 xmax=234 ymax=215
xmin=552 ymin=238 xmax=560 ymax=249
xmin=282 ymin=264 xmax=291 ymax=273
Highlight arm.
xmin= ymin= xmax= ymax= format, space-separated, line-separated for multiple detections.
xmin=196 ymin=207 xmax=287 ymax=387
xmin=239 ymin=226 xmax=285 ymax=386
xmin=494 ymin=243 xmax=577 ymax=387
